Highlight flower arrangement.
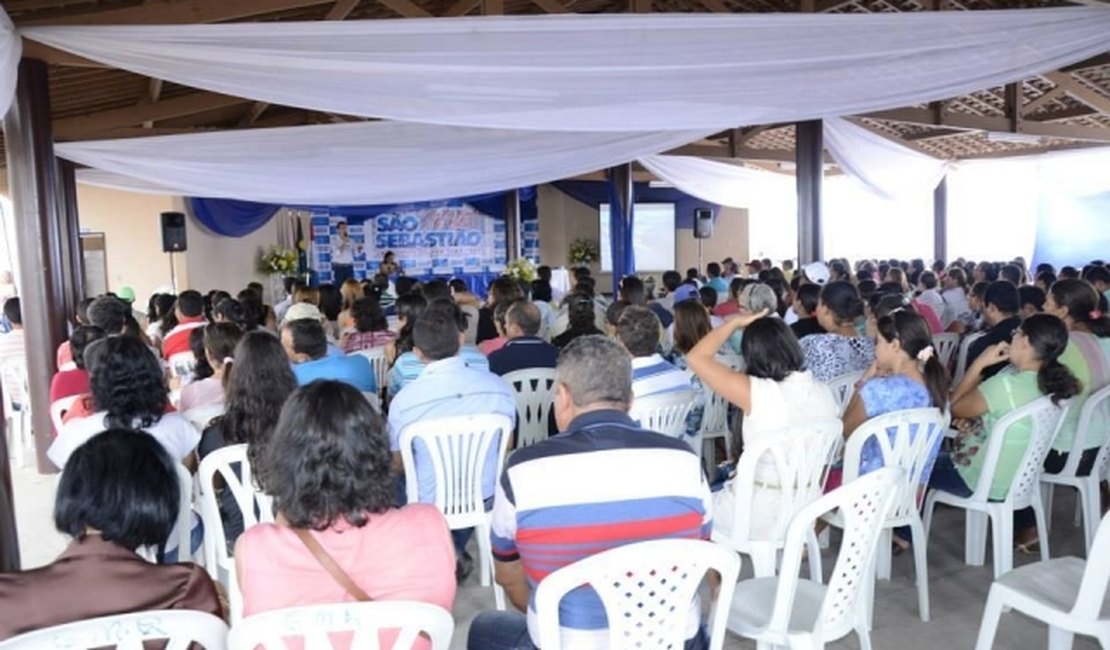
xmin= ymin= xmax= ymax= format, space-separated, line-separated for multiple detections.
xmin=259 ymin=246 xmax=299 ymax=275
xmin=503 ymin=257 xmax=537 ymax=283
xmin=568 ymin=238 xmax=600 ymax=265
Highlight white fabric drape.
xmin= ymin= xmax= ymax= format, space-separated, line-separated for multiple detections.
xmin=823 ymin=117 xmax=949 ymax=201
xmin=23 ymin=8 xmax=1110 ymax=132
xmin=59 ymin=121 xmax=709 ymax=205
xmin=637 ymin=155 xmax=793 ymax=208
xmin=0 ymin=7 xmax=22 ymax=121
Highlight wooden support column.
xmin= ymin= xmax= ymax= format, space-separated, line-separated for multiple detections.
xmin=608 ymin=164 xmax=635 ymax=296
xmin=795 ymin=120 xmax=823 ymax=265
xmin=505 ymin=189 xmax=521 ymax=262
xmin=934 ymin=175 xmax=948 ymax=264
xmin=57 ymin=160 xmax=85 ymax=320
xmin=3 ymin=59 xmax=71 ymax=473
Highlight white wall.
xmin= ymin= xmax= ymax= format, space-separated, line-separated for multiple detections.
xmin=183 ymin=206 xmax=285 ymax=303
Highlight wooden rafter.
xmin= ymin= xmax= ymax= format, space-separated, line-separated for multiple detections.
xmin=54 ymin=92 xmax=249 ymax=140
xmin=18 ymin=0 xmax=337 ymax=26
xmin=1045 ymin=72 xmax=1110 ymax=116
xmin=378 ymin=0 xmax=435 ymax=17
xmin=326 ymin=0 xmax=363 ymax=18
xmin=861 ymin=106 xmax=1110 ymax=143
xmin=529 ymin=0 xmax=569 ymax=13
xmin=1021 ymin=86 xmax=1067 ymax=116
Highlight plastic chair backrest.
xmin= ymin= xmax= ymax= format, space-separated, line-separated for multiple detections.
xmin=197 ymin=444 xmax=275 ymax=580
xmin=826 ymin=371 xmax=864 ymax=417
xmin=50 ymin=394 xmax=80 ymax=432
xmin=767 ymin=468 xmax=902 ymax=641
xmin=970 ymin=395 xmax=1066 ymax=506
xmin=931 ymin=333 xmax=961 ymax=372
xmin=952 ymin=332 xmax=985 ymax=386
xmin=398 ymin=414 xmax=512 ymax=526
xmin=0 ymin=610 xmax=228 ymax=650
xmin=352 ymin=347 xmax=389 ymax=395
xmin=534 ymin=539 xmax=740 ymax=650
xmin=170 ymin=463 xmax=195 ymax=562
xmin=167 ymin=352 xmax=197 ymax=380
xmin=0 ymin=359 xmax=26 ymax=412
xmin=842 ymin=407 xmax=946 ymax=515
xmin=628 ymin=390 xmax=695 ymax=439
xmin=1062 ymin=384 xmax=1110 ymax=479
xmin=502 ymin=368 xmax=557 ymax=449
xmin=1071 ymin=512 xmax=1110 ymax=620
xmin=729 ymin=418 xmax=844 ymax=544
xmin=227 ymin=601 xmax=454 ymax=650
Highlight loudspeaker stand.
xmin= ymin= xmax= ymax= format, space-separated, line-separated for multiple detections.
xmin=169 ymin=251 xmax=178 ymax=294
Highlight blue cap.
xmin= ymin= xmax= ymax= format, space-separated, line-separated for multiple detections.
xmin=672 ymin=284 xmax=699 ymax=303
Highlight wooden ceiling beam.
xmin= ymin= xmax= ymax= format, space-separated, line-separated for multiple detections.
xmin=325 ymin=0 xmax=363 ymax=18
xmin=1021 ymin=86 xmax=1067 ymax=116
xmin=21 ymin=40 xmax=105 ymax=68
xmin=54 ymin=92 xmax=248 ymax=140
xmin=529 ymin=0 xmax=569 ymax=12
xmin=664 ymin=143 xmax=835 ymax=163
xmin=861 ymin=106 xmax=1110 ymax=143
xmin=19 ymin=0 xmax=337 ymax=25
xmin=443 ymin=0 xmax=481 ymax=16
xmin=1045 ymin=72 xmax=1110 ymax=116
xmin=378 ymin=0 xmax=435 ymax=16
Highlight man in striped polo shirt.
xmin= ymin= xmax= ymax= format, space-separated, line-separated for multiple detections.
xmin=467 ymin=335 xmax=712 ymax=650
xmin=617 ymin=305 xmax=697 ymax=400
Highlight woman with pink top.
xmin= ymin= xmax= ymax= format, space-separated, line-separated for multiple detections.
xmin=235 ymin=381 xmax=455 ymax=648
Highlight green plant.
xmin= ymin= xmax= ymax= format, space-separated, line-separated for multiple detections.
xmin=568 ymin=238 xmax=600 ymax=265
xmin=503 ymin=257 xmax=537 ymax=283
xmin=258 ymin=246 xmax=298 ymax=275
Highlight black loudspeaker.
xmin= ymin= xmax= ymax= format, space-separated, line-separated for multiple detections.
xmin=693 ymin=208 xmax=713 ymax=239
xmin=161 ymin=212 xmax=187 ymax=252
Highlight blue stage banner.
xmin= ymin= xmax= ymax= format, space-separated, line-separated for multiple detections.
xmin=312 ymin=203 xmax=508 ymax=283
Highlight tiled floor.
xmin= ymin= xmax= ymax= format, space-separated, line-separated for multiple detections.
xmin=11 ymin=459 xmax=1104 ymax=649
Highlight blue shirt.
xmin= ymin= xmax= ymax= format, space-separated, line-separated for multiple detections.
xmin=488 ymin=336 xmax=559 ymax=376
xmin=388 ymin=356 xmax=517 ymax=503
xmin=706 ymin=277 xmax=729 ymax=296
xmin=387 ymin=345 xmax=488 ymax=398
xmin=292 ymin=354 xmax=376 ymax=392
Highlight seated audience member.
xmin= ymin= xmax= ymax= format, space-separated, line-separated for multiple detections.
xmin=687 ymin=312 xmax=837 ymax=539
xmin=802 ymin=261 xmax=830 ymax=286
xmin=200 ymin=332 xmax=298 ymax=548
xmin=529 ymin=279 xmax=556 ymax=340
xmin=941 ymin=267 xmax=973 ymax=331
xmin=317 ymin=283 xmax=343 ymax=341
xmin=336 ymin=278 xmax=364 ymax=334
xmin=932 ymin=315 xmax=1080 ymax=549
xmin=618 ymin=275 xmax=648 ymax=307
xmin=488 ymin=300 xmax=560 ymax=376
xmin=712 ymin=278 xmax=743 ymax=319
xmin=341 ymin=297 xmax=397 ymax=353
xmin=668 ymin=301 xmax=713 ymax=369
xmin=1034 ymin=270 xmax=1058 ymax=294
xmin=1087 ymin=265 xmax=1110 ymax=306
xmin=449 ymin=278 xmax=483 ymax=345
xmin=0 ymin=298 xmax=25 ymax=381
xmin=237 ymin=382 xmax=455 ymax=637
xmin=604 ymin=300 xmax=631 ymax=335
xmin=468 ymin=335 xmax=711 ymax=650
xmin=790 ymin=283 xmax=825 ymax=340
xmin=49 ymin=326 xmax=104 ymax=407
xmin=179 ymin=323 xmax=242 ymax=413
xmin=56 ymin=297 xmax=94 ymax=370
xmin=1059 ymin=265 xmax=1080 ymax=280
xmin=617 ymin=306 xmax=694 ymax=400
xmin=1000 ymin=263 xmax=1024 ymax=286
xmin=161 ymin=290 xmax=207 ymax=359
xmin=0 ymin=430 xmax=220 ymax=640
xmin=50 ymin=335 xmax=199 ymax=470
xmin=1019 ymin=285 xmax=1046 ymax=318
xmin=478 ymin=277 xmax=525 ymax=344
xmin=388 ymin=300 xmax=489 ymax=398
xmin=966 ymin=280 xmax=1023 ymax=381
xmin=478 ymin=300 xmax=513 ymax=356
xmin=705 ymin=262 xmax=729 ymax=295
xmin=282 ymin=318 xmax=375 ymax=392
xmin=294 ymin=284 xmax=321 ymax=308
xmin=551 ymin=292 xmax=604 ymax=349
xmin=655 ymin=270 xmax=683 ymax=315
xmin=832 ymin=311 xmax=948 ymax=517
xmin=145 ymin=294 xmax=176 ymax=343
xmin=386 ymin=293 xmax=427 ymax=367
xmin=388 ymin=300 xmax=516 ymax=575
xmin=800 ymin=281 xmax=875 ymax=382
xmin=916 ymin=271 xmax=945 ymax=323
xmin=699 ymin=286 xmax=719 ymax=313
xmin=738 ymin=282 xmax=778 ymax=319
xmin=283 ymin=303 xmax=343 ymax=356
xmin=273 ymin=278 xmax=300 ymax=324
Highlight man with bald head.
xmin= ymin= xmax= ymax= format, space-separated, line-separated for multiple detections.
xmin=487 ymin=299 xmax=560 ymax=376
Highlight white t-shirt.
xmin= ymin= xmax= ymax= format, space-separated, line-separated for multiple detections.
xmin=48 ymin=411 xmax=200 ymax=469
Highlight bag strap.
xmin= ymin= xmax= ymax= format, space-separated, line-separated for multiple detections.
xmin=293 ymin=528 xmax=372 ymax=602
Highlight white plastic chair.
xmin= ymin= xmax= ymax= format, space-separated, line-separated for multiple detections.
xmin=924 ymin=395 xmax=1067 ymax=579
xmin=352 ymin=346 xmax=389 ymax=397
xmin=1 ymin=359 xmax=31 ymax=466
xmin=824 ymin=407 xmax=947 ymax=622
xmin=727 ymin=467 xmax=904 ymax=650
xmin=183 ymin=403 xmax=225 ymax=432
xmin=139 ymin=463 xmax=197 ymax=565
xmin=952 ymin=331 xmax=985 ymax=387
xmin=628 ymin=390 xmax=696 ymax=439
xmin=712 ymin=418 xmax=843 ymax=580
xmin=702 ymin=353 xmax=743 ymax=466
xmin=228 ymin=601 xmax=454 ymax=650
xmin=0 ymin=610 xmax=228 ymax=650
xmin=399 ymin=413 xmax=513 ymax=609
xmin=534 ymin=538 xmax=740 ymax=650
xmin=931 ymin=332 xmax=961 ymax=373
xmin=167 ymin=351 xmax=198 ymax=381
xmin=974 ymin=511 xmax=1110 ymax=650
xmin=502 ymin=367 xmax=556 ymax=449
xmin=826 ymin=371 xmax=864 ymax=417
xmin=50 ymin=394 xmax=80 ymax=432
xmin=1042 ymin=384 xmax=1110 ymax=555
xmin=197 ymin=444 xmax=275 ymax=623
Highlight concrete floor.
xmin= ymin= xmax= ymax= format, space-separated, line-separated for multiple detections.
xmin=10 ymin=459 xmax=1104 ymax=650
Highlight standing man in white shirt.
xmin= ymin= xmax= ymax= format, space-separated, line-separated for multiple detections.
xmin=330 ymin=220 xmax=361 ymax=284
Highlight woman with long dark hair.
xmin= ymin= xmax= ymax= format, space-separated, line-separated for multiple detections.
xmin=180 ymin=323 xmax=243 ymax=413
xmin=385 ymin=292 xmax=427 ymax=367
xmin=49 ymin=335 xmax=199 ymax=470
xmin=800 ymin=281 xmax=875 ymax=382
xmin=931 ymin=314 xmax=1080 ymax=549
xmin=236 ymin=382 xmax=455 ymax=634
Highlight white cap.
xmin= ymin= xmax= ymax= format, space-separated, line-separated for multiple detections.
xmin=283 ymin=302 xmax=325 ymax=324
xmin=803 ymin=262 xmax=830 ymax=285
